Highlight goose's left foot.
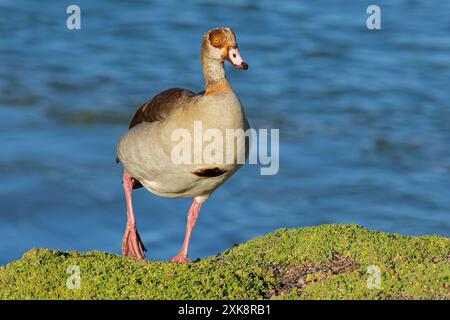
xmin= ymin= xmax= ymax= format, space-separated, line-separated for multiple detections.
xmin=170 ymin=198 xmax=202 ymax=263
xmin=170 ymin=254 xmax=191 ymax=263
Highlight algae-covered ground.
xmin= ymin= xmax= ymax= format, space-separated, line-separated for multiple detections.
xmin=0 ymin=224 xmax=448 ymax=299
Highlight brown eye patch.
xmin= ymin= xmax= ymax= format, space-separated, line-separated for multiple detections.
xmin=209 ymin=30 xmax=224 ymax=48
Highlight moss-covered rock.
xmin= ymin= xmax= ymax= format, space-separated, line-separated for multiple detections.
xmin=0 ymin=224 xmax=448 ymax=299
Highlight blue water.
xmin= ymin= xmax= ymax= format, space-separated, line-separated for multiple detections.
xmin=1 ymin=0 xmax=449 ymax=265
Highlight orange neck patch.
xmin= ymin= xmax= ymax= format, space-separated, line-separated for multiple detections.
xmin=205 ymin=80 xmax=231 ymax=96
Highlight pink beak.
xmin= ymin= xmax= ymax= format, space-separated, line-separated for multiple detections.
xmin=227 ymin=47 xmax=248 ymax=70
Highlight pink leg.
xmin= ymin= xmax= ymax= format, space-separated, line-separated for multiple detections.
xmin=122 ymin=171 xmax=146 ymax=260
xmin=171 ymin=198 xmax=202 ymax=263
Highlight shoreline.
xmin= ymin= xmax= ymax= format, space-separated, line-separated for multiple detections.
xmin=0 ymin=224 xmax=448 ymax=299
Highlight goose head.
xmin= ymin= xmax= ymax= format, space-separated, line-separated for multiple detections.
xmin=202 ymin=27 xmax=248 ymax=70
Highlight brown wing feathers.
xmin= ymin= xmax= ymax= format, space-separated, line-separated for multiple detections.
xmin=128 ymin=88 xmax=195 ymax=129
xmin=117 ymin=88 xmax=195 ymax=189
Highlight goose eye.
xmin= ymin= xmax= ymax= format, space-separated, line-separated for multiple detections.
xmin=212 ymin=37 xmax=220 ymax=45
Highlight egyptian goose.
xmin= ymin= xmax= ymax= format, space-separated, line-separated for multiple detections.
xmin=116 ymin=27 xmax=249 ymax=263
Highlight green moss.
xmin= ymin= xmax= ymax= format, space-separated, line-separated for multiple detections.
xmin=0 ymin=224 xmax=448 ymax=299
